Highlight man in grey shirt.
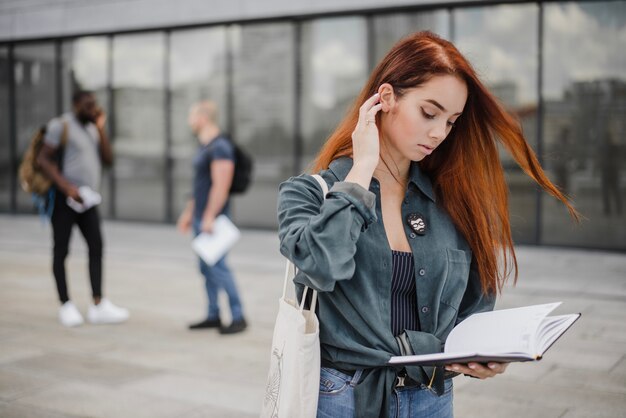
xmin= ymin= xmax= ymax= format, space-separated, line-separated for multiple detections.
xmin=38 ymin=91 xmax=129 ymax=327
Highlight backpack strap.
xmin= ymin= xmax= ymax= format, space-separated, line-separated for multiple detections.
xmin=60 ymin=121 xmax=69 ymax=148
xmin=54 ymin=121 xmax=69 ymax=172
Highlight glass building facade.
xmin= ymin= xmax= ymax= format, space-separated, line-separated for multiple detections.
xmin=1 ymin=1 xmax=624 ymax=250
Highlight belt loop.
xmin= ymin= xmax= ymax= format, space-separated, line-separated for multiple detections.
xmin=349 ymin=369 xmax=363 ymax=387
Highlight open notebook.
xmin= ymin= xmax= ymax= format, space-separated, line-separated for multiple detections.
xmin=389 ymin=302 xmax=580 ymax=366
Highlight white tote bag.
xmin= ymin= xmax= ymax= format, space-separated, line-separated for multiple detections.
xmin=260 ymin=175 xmax=327 ymax=418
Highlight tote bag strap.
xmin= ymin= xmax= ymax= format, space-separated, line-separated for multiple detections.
xmin=281 ymin=174 xmax=328 ymax=314
xmin=311 ymin=174 xmax=329 ymax=198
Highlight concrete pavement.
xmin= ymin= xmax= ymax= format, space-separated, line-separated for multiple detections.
xmin=0 ymin=214 xmax=624 ymax=417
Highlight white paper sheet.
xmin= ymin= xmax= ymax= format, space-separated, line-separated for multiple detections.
xmin=191 ymin=215 xmax=241 ymax=266
xmin=66 ymin=186 xmax=102 ymax=213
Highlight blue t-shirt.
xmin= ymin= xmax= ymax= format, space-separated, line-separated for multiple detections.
xmin=192 ymin=135 xmax=235 ymax=220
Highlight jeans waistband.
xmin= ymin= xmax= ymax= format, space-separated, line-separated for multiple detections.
xmin=320 ymin=360 xmax=364 ymax=386
xmin=320 ymin=360 xmax=455 ymax=389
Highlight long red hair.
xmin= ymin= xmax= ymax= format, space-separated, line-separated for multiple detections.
xmin=312 ymin=31 xmax=579 ymax=295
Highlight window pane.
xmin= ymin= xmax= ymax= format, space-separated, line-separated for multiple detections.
xmin=112 ymin=33 xmax=166 ymax=221
xmin=231 ymin=23 xmax=296 ymax=228
xmin=170 ymin=27 xmax=228 ymax=219
xmin=543 ymin=1 xmax=626 ymax=249
xmin=455 ymin=4 xmax=539 ymax=244
xmin=0 ymin=47 xmax=9 ymax=211
xmin=301 ymin=17 xmax=368 ymax=167
xmin=373 ymin=11 xmax=449 ymax=64
xmin=61 ymin=37 xmax=108 ymax=111
xmin=14 ymin=43 xmax=58 ymax=213
xmin=61 ymin=37 xmax=111 ymax=217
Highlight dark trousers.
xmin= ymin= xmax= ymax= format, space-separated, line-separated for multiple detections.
xmin=51 ymin=192 xmax=103 ymax=304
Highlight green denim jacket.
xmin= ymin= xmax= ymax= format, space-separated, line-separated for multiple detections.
xmin=277 ymin=157 xmax=495 ymax=418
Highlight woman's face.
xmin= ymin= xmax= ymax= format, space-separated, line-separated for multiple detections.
xmin=380 ymin=75 xmax=468 ymax=162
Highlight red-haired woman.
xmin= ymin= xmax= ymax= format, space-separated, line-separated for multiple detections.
xmin=277 ymin=31 xmax=578 ymax=418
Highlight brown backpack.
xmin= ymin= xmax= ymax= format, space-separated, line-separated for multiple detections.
xmin=18 ymin=121 xmax=68 ymax=196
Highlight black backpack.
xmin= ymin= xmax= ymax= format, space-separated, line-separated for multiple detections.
xmin=225 ymin=135 xmax=253 ymax=195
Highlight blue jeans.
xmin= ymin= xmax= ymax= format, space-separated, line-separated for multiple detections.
xmin=317 ymin=368 xmax=363 ymax=418
xmin=193 ymin=219 xmax=243 ymax=321
xmin=390 ymin=379 xmax=453 ymax=418
xmin=316 ymin=368 xmax=453 ymax=418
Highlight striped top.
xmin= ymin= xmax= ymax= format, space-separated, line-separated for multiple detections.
xmin=390 ymin=250 xmax=419 ymax=336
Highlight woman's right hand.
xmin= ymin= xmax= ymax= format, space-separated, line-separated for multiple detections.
xmin=352 ymin=93 xmax=383 ymax=169
xmin=345 ymin=93 xmax=383 ymax=188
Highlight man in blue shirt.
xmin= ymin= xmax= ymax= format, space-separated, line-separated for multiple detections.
xmin=177 ymin=101 xmax=246 ymax=334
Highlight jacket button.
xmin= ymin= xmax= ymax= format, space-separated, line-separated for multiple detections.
xmin=418 ymin=268 xmax=426 ymax=276
xmin=410 ymin=233 xmax=416 ymax=239
xmin=421 ymin=306 xmax=430 ymax=314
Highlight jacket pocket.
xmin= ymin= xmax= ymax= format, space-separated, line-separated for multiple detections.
xmin=439 ymin=248 xmax=471 ymax=309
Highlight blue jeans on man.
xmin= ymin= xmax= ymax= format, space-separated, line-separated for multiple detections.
xmin=191 ymin=218 xmax=246 ymax=333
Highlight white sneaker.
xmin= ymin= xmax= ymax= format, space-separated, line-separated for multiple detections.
xmin=87 ymin=298 xmax=129 ymax=324
xmin=59 ymin=301 xmax=84 ymax=327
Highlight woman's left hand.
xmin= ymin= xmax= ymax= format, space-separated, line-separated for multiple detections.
xmin=445 ymin=362 xmax=508 ymax=379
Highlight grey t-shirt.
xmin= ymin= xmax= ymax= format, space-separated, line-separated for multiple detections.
xmin=44 ymin=112 xmax=101 ymax=191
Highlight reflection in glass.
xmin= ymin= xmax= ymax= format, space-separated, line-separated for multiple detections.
xmin=61 ymin=37 xmax=111 ymax=217
xmin=0 ymin=47 xmax=9 ymax=211
xmin=543 ymin=1 xmax=626 ymax=249
xmin=455 ymin=4 xmax=539 ymax=244
xmin=14 ymin=43 xmax=58 ymax=213
xmin=170 ymin=27 xmax=228 ymax=218
xmin=301 ymin=18 xmax=368 ymax=166
xmin=231 ymin=23 xmax=296 ymax=228
xmin=373 ymin=11 xmax=449 ymax=64
xmin=112 ymin=33 xmax=166 ymax=221
xmin=61 ymin=37 xmax=108 ymax=111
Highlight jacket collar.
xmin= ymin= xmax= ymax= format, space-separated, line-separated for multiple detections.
xmin=328 ymin=157 xmax=436 ymax=202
